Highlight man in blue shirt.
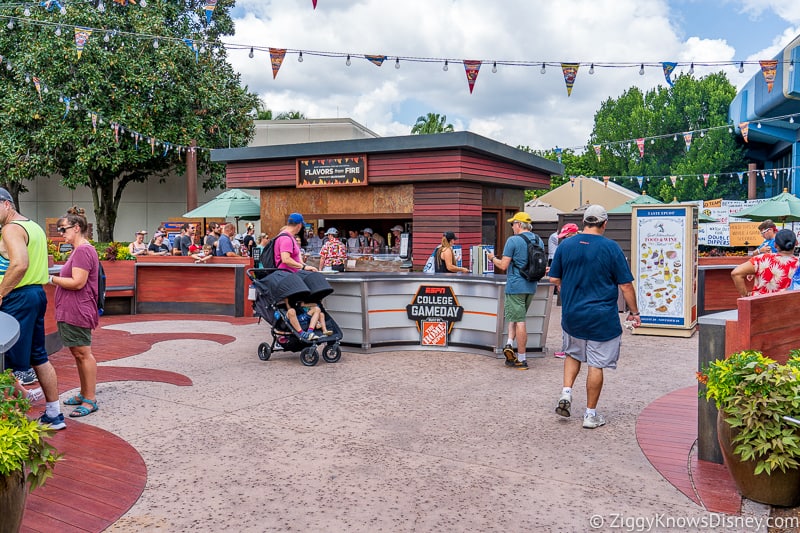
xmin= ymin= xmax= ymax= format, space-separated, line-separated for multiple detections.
xmin=487 ymin=211 xmax=543 ymax=370
xmin=754 ymin=220 xmax=777 ymax=255
xmin=215 ymin=223 xmax=237 ymax=256
xmin=548 ymin=205 xmax=641 ymax=429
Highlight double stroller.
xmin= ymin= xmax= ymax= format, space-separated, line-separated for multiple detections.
xmin=248 ymin=268 xmax=343 ymax=366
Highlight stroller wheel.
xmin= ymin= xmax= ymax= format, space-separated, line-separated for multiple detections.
xmin=300 ymin=346 xmax=319 ymax=367
xmin=322 ymin=343 xmax=342 ymax=363
xmin=257 ymin=342 xmax=272 ymax=361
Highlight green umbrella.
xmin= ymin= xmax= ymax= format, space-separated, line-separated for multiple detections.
xmin=730 ymin=189 xmax=800 ymax=223
xmin=183 ymin=189 xmax=260 ymax=232
xmin=607 ymin=193 xmax=663 ymax=214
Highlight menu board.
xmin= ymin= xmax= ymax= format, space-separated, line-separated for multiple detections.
xmin=632 ymin=205 xmax=698 ymax=337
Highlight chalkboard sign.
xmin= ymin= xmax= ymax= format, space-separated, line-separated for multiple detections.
xmin=58 ymin=243 xmax=74 ymax=254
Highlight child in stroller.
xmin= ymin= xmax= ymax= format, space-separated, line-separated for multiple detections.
xmin=274 ymin=298 xmax=333 ymax=341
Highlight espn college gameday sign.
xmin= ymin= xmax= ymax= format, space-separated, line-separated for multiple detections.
xmin=406 ymin=285 xmax=464 ymax=347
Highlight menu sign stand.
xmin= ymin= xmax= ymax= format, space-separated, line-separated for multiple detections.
xmin=631 ymin=204 xmax=698 ymax=338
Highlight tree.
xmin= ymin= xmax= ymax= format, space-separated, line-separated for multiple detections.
xmin=583 ymin=73 xmax=746 ymax=202
xmin=255 ymin=99 xmax=273 ymax=120
xmin=275 ymin=111 xmax=306 ymax=120
xmin=411 ymin=113 xmax=454 ymax=134
xmin=0 ymin=1 xmax=259 ymax=240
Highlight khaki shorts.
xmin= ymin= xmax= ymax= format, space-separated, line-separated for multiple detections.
xmin=57 ymin=322 xmax=93 ymax=347
xmin=504 ymin=293 xmax=533 ymax=323
xmin=562 ymin=332 xmax=621 ymax=369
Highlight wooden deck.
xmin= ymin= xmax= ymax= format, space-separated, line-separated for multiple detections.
xmin=21 ymin=315 xmax=248 ymax=532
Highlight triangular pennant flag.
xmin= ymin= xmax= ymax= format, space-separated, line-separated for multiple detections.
xmin=739 ymin=122 xmax=749 ymax=143
xmin=703 ymin=174 xmax=709 ymax=187
xmin=312 ymin=0 xmax=317 ymax=8
xmin=61 ymin=96 xmax=71 ymax=119
xmin=113 ymin=123 xmax=120 ymax=143
xmin=134 ymin=133 xmax=139 ymax=150
xmin=737 ymin=172 xmax=743 ymax=184
xmin=163 ymin=142 xmax=171 ymax=157
xmin=32 ymin=76 xmax=42 ymax=101
xmin=670 ymin=175 xmax=677 ymax=187
xmin=569 ymin=176 xmax=575 ymax=187
xmin=637 ymin=176 xmax=644 ymax=189
xmin=636 ymin=138 xmax=645 ymax=158
xmin=269 ymin=48 xmax=286 ymax=79
xmin=603 ymin=176 xmax=609 ymax=188
xmin=554 ymin=147 xmax=562 ymax=164
xmin=759 ymin=60 xmax=778 ymax=92
xmin=204 ymin=0 xmax=217 ymax=24
xmin=463 ymin=60 xmax=481 ymax=94
xmin=183 ymin=39 xmax=199 ymax=63
xmin=364 ymin=54 xmax=386 ymax=67
xmin=683 ymin=132 xmax=693 ymax=152
xmin=761 ymin=170 xmax=767 ymax=182
xmin=91 ymin=112 xmax=97 ymax=133
xmin=662 ymin=62 xmax=677 ymax=87
xmin=561 ymin=63 xmax=579 ymax=96
xmin=593 ymin=144 xmax=601 ymax=162
xmin=74 ymin=27 xmax=92 ymax=59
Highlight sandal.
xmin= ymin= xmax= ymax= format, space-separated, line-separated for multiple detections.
xmin=69 ymin=398 xmax=98 ymax=417
xmin=64 ymin=393 xmax=85 ymax=406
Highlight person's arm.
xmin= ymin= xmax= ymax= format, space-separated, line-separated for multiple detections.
xmin=0 ymin=222 xmax=28 ymax=301
xmin=619 ymin=282 xmax=641 ymax=327
xmin=51 ymin=266 xmax=89 ymax=290
xmin=731 ymin=260 xmax=756 ymax=297
xmin=486 ymin=248 xmax=512 ymax=271
xmin=442 ymin=248 xmax=468 ymax=273
xmin=278 ymin=235 xmax=318 ymax=271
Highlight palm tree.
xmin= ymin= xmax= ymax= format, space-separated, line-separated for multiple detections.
xmin=410 ymin=113 xmax=455 ymax=134
xmin=275 ymin=111 xmax=307 ymax=120
xmin=254 ymin=99 xmax=273 ymax=120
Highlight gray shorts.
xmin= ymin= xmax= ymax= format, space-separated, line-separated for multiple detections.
xmin=562 ymin=332 xmax=621 ymax=369
xmin=57 ymin=322 xmax=93 ymax=347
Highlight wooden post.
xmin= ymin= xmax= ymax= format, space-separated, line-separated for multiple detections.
xmin=186 ymin=139 xmax=198 ymax=212
xmin=747 ymin=162 xmax=757 ymax=200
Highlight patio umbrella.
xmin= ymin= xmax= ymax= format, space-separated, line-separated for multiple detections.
xmin=729 ymin=189 xmax=800 ymax=224
xmin=182 ymin=189 xmax=260 ymax=231
xmin=607 ymin=193 xmax=663 ymax=214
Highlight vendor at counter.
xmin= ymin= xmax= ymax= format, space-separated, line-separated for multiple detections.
xmin=276 ymin=213 xmax=318 ymax=272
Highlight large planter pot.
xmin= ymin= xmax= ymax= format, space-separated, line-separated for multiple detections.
xmin=0 ymin=470 xmax=27 ymax=533
xmin=717 ymin=412 xmax=800 ymax=507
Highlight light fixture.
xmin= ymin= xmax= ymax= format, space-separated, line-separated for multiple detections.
xmin=140 ymin=0 xmax=146 ymax=6
xmin=540 ymin=62 xmax=546 ymax=74
xmin=104 ymin=32 xmax=110 ymax=42
xmin=757 ymin=122 xmax=762 ymax=128
xmin=688 ymin=62 xmax=694 ymax=75
xmin=248 ymin=47 xmax=254 ymax=59
xmin=589 ymin=63 xmax=594 ymax=75
xmin=23 ymin=5 xmax=30 ymax=17
xmin=199 ymin=45 xmax=206 ymax=54
xmin=97 ymin=0 xmax=105 ymax=13
xmin=650 ymin=138 xmax=655 ymax=144
xmin=673 ymin=134 xmax=677 ymax=141
xmin=60 ymin=5 xmax=66 ymax=14
xmin=346 ymin=54 xmax=351 ymax=66
xmin=790 ymin=60 xmax=795 ymax=72
xmin=153 ymin=38 xmax=158 ymax=48
xmin=7 ymin=19 xmax=14 ymax=30
xmin=25 ymin=75 xmax=29 ymax=83
xmin=791 ymin=116 xmax=795 ymax=124
xmin=443 ymin=60 xmax=448 ymax=72
xmin=492 ymin=61 xmax=497 ymax=73
xmin=739 ymin=62 xmax=744 ymax=73
xmin=298 ymin=51 xmax=303 ymax=62
xmin=728 ymin=126 xmax=733 ymax=133
xmin=395 ymin=58 xmax=400 ymax=69
xmin=55 ymin=25 xmax=62 ymax=36
xmin=6 ymin=62 xmax=11 ymax=71
xmin=639 ymin=64 xmax=644 ymax=75
xmin=700 ymin=130 xmax=705 ymax=137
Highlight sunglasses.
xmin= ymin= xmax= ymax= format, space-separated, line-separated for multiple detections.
xmin=57 ymin=225 xmax=75 ymax=233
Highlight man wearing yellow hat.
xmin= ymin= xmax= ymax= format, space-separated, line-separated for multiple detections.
xmin=486 ymin=211 xmax=544 ymax=370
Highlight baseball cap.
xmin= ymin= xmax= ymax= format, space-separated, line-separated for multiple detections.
xmin=0 ymin=187 xmax=12 ymax=203
xmin=362 ymin=227 xmax=373 ymax=234
xmin=287 ymin=212 xmax=305 ymax=225
xmin=325 ymin=227 xmax=339 ymax=235
xmin=390 ymin=225 xmax=403 ymax=232
xmin=507 ymin=212 xmax=532 ymax=224
xmin=135 ymin=230 xmax=148 ymax=235
xmin=775 ymin=229 xmax=797 ymax=251
xmin=154 ymin=232 xmax=165 ymax=238
xmin=583 ymin=205 xmax=608 ymax=224
xmin=444 ymin=231 xmax=457 ymax=241
xmin=557 ymin=223 xmax=580 ymax=238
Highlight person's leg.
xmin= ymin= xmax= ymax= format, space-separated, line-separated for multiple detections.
xmin=515 ymin=322 xmax=527 ymax=360
xmin=585 ymin=366 xmax=604 ymax=409
xmin=285 ymin=308 xmax=302 ymax=332
xmin=2 ymin=289 xmax=35 ymax=373
xmin=563 ymin=355 xmax=582 ymax=388
xmin=33 ymin=361 xmax=59 ymax=403
xmin=71 ymin=345 xmax=97 ymax=401
xmin=556 ymin=335 xmax=584 ymax=418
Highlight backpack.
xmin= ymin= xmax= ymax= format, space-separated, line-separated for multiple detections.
xmin=97 ymin=262 xmax=107 ymax=315
xmin=517 ymin=233 xmax=547 ymax=282
xmin=258 ymin=232 xmax=289 ymax=269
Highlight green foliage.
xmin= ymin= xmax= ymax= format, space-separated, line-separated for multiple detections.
xmin=411 ymin=113 xmax=454 ymax=134
xmin=0 ymin=1 xmax=259 ymax=241
xmin=0 ymin=370 xmax=62 ymax=491
xmin=699 ymin=351 xmax=800 ymax=475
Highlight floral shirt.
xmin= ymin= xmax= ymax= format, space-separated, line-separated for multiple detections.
xmin=749 ymin=253 xmax=799 ymax=295
xmin=319 ymin=239 xmax=347 ymax=268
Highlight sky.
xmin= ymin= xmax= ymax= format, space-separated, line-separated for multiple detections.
xmin=224 ymin=0 xmax=800 ymax=153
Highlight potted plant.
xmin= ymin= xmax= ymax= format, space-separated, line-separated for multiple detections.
xmin=698 ymin=350 xmax=800 ymax=506
xmin=0 ymin=370 xmax=62 ymax=531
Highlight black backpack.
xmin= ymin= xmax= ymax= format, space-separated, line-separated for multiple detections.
xmin=258 ymin=232 xmax=289 ymax=269
xmin=517 ymin=233 xmax=547 ymax=282
xmin=97 ymin=262 xmax=107 ymax=315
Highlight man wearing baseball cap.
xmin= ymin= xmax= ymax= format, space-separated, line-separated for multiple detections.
xmin=486 ymin=211 xmax=544 ymax=370
xmin=548 ymin=205 xmax=640 ymax=429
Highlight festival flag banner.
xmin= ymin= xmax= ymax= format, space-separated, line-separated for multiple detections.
xmin=183 ymin=39 xmax=199 ymax=63
xmin=269 ymin=48 xmax=286 ymax=79
xmin=561 ymin=63 xmax=579 ymax=96
xmin=32 ymin=76 xmax=42 ymax=100
xmin=364 ymin=54 xmax=386 ymax=67
xmin=112 ymin=123 xmax=120 ymax=143
xmin=554 ymin=147 xmax=562 ymax=164
xmin=593 ymin=144 xmax=601 ymax=162
xmin=74 ymin=27 xmax=92 ymax=59
xmin=737 ymin=172 xmax=743 ymax=184
xmin=91 ymin=112 xmax=97 ymax=133
xmin=61 ymin=96 xmax=71 ymax=119
xmin=662 ymin=62 xmax=677 ymax=87
xmin=703 ymin=174 xmax=710 ymax=187
xmin=670 ymin=175 xmax=677 ymax=187
xmin=463 ymin=60 xmax=481 ymax=94
xmin=683 ymin=131 xmax=693 ymax=152
xmin=312 ymin=0 xmax=317 ymax=8
xmin=740 ymin=122 xmax=749 ymax=143
xmin=637 ymin=176 xmax=644 ymax=189
xmin=759 ymin=60 xmax=778 ymax=92
xmin=150 ymin=137 xmax=156 ymax=155
xmin=603 ymin=176 xmax=609 ymax=187
xmin=204 ymin=0 xmax=217 ymax=24
xmin=636 ymin=138 xmax=645 ymax=158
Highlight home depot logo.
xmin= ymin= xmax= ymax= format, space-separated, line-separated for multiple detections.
xmin=406 ymin=285 xmax=463 ymax=347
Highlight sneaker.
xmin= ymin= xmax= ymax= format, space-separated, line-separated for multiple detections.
xmin=14 ymin=368 xmax=38 ymax=385
xmin=299 ymin=330 xmax=318 ymax=341
xmin=553 ymin=351 xmax=566 ymax=359
xmin=555 ymin=392 xmax=572 ymax=417
xmin=27 ymin=387 xmax=44 ymax=402
xmin=38 ymin=412 xmax=66 ymax=430
xmin=513 ymin=359 xmax=529 ymax=370
xmin=502 ymin=344 xmax=517 ymax=366
xmin=322 ymin=330 xmax=334 ymax=336
xmin=583 ymin=412 xmax=606 ymax=429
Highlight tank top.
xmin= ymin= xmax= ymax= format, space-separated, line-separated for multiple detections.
xmin=0 ymin=219 xmax=48 ymax=287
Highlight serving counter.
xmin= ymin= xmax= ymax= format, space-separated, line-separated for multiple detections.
xmin=320 ymin=272 xmax=554 ymax=355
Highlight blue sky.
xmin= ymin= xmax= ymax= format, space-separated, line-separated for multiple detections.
xmin=225 ymin=0 xmax=800 ymax=151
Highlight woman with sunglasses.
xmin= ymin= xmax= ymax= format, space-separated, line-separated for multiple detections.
xmin=49 ymin=206 xmax=100 ymax=417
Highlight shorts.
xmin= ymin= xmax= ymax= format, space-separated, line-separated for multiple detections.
xmin=58 ymin=322 xmax=93 ymax=347
xmin=2 ymin=285 xmax=48 ymax=369
xmin=562 ymin=332 xmax=621 ymax=369
xmin=504 ymin=293 xmax=533 ymax=323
